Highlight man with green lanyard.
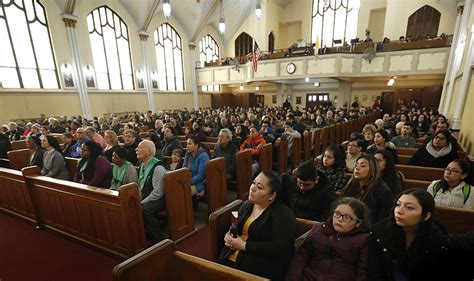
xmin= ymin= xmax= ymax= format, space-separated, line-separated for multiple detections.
xmin=110 ymin=147 xmax=138 ymax=191
xmin=136 ymin=139 xmax=167 ymax=245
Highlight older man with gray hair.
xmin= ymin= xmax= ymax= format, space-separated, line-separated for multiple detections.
xmin=136 ymin=139 xmax=167 ymax=245
xmin=212 ymin=128 xmax=238 ymax=180
xmin=85 ymin=126 xmax=106 ymax=149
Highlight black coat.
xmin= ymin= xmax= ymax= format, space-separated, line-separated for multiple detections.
xmin=290 ymin=177 xmax=336 ymax=221
xmin=408 ymin=145 xmax=458 ymax=168
xmin=368 ymin=218 xmax=474 ymax=281
xmin=219 ymin=201 xmax=296 ymax=281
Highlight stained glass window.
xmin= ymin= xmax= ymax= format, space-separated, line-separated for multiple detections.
xmin=154 ymin=23 xmax=184 ymax=91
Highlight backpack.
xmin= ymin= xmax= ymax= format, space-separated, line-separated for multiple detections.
xmin=432 ymin=181 xmax=471 ymax=204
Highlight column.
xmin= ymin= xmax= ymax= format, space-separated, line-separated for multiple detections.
xmin=63 ymin=15 xmax=91 ymax=119
xmin=139 ymin=32 xmax=155 ymax=113
xmin=451 ymin=1 xmax=473 ymax=129
xmin=439 ymin=4 xmax=464 ymax=115
xmin=189 ymin=42 xmax=199 ymax=110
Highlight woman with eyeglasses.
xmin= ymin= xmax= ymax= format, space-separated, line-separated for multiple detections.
xmin=368 ymin=188 xmax=474 ymax=281
xmin=219 ymin=171 xmax=296 ymax=281
xmin=408 ymin=129 xmax=458 ymax=168
xmin=290 ymin=161 xmax=335 ymax=221
xmin=426 ymin=159 xmax=474 ymax=209
xmin=346 ymin=137 xmax=364 ymax=172
xmin=286 ymin=197 xmax=370 ymax=281
xmin=342 ymin=154 xmax=394 ymax=223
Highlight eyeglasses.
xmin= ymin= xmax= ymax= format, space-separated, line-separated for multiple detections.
xmin=297 ymin=179 xmax=315 ymax=188
xmin=444 ymin=168 xmax=462 ymax=174
xmin=333 ymin=210 xmax=359 ymax=222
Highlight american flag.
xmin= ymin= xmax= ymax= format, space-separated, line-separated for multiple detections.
xmin=252 ymin=42 xmax=261 ymax=72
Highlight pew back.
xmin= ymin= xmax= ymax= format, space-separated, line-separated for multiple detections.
xmin=235 ymin=150 xmax=252 ymax=200
xmin=11 ymin=140 xmax=27 ymax=150
xmin=7 ymin=149 xmax=30 ymax=170
xmin=205 ymin=157 xmax=228 ymax=215
xmin=434 ymin=206 xmax=474 ymax=234
xmin=397 ymin=164 xmax=444 ymax=182
xmin=259 ymin=143 xmax=273 ymax=172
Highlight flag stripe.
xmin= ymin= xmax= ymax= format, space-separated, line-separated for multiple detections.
xmin=252 ymin=43 xmax=261 ymax=72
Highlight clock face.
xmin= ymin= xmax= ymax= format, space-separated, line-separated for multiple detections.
xmin=286 ymin=63 xmax=296 ymax=74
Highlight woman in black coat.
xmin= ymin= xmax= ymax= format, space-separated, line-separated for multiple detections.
xmin=368 ymin=188 xmax=474 ymax=281
xmin=375 ymin=150 xmax=402 ymax=196
xmin=220 ymin=171 xmax=296 ymax=281
xmin=408 ymin=129 xmax=458 ymax=168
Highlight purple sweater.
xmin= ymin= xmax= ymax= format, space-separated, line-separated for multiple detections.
xmin=75 ymin=156 xmax=112 ymax=188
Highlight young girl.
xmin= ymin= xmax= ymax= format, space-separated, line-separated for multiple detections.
xmin=317 ymin=145 xmax=347 ymax=191
xmin=427 ymin=159 xmax=474 ymax=209
xmin=286 ymin=197 xmax=370 ymax=281
xmin=169 ymin=148 xmax=184 ymax=171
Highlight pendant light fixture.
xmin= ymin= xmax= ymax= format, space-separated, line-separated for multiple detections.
xmin=163 ymin=0 xmax=171 ymax=19
xmin=218 ymin=0 xmax=225 ymax=34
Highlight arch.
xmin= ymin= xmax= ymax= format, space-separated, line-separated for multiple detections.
xmin=87 ymin=5 xmax=134 ymax=90
xmin=0 ymin=0 xmax=59 ymax=89
xmin=234 ymin=32 xmax=253 ymax=57
xmin=199 ymin=34 xmax=220 ymax=92
xmin=154 ymin=22 xmax=184 ymax=91
xmin=406 ymin=5 xmax=441 ymax=40
xmin=268 ymin=31 xmax=275 ymax=53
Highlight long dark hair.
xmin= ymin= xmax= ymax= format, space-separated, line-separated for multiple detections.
xmin=342 ymin=154 xmax=380 ymax=201
xmin=390 ymin=188 xmax=435 ymax=233
xmin=324 ymin=144 xmax=347 ymax=169
xmin=437 ymin=159 xmax=474 ymax=192
xmin=78 ymin=140 xmax=103 ymax=181
xmin=262 ymin=170 xmax=292 ymax=207
xmin=332 ymin=197 xmax=371 ymax=230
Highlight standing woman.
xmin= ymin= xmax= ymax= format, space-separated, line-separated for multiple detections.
xmin=427 ymin=159 xmax=474 ymax=209
xmin=286 ymin=197 xmax=370 ymax=281
xmin=375 ymin=150 xmax=402 ymax=196
xmin=74 ymin=140 xmax=112 ymax=188
xmin=368 ymin=188 xmax=474 ymax=281
xmin=40 ymin=135 xmax=69 ymax=180
xmin=220 ymin=171 xmax=296 ymax=281
xmin=342 ymin=154 xmax=394 ymax=223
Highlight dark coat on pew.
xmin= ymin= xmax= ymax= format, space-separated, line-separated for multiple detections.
xmin=219 ymin=200 xmax=296 ymax=281
xmin=162 ymin=137 xmax=182 ymax=157
xmin=212 ymin=142 xmax=238 ymax=180
xmin=408 ymin=143 xmax=458 ymax=168
xmin=368 ymin=218 xmax=474 ymax=281
xmin=0 ymin=134 xmax=11 ymax=159
xmin=289 ymin=175 xmax=335 ymax=222
xmin=30 ymin=148 xmax=45 ymax=169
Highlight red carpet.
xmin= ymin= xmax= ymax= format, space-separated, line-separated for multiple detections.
xmin=175 ymin=225 xmax=212 ymax=260
xmin=0 ymin=213 xmax=121 ymax=281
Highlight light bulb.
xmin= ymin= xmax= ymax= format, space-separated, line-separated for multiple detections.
xmin=163 ymin=0 xmax=171 ymax=18
xmin=256 ymin=3 xmax=262 ymax=18
xmin=239 ymin=84 xmax=244 ymax=90
xmin=219 ymin=18 xmax=225 ymax=34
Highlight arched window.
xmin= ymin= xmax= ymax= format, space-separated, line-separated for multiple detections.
xmin=199 ymin=34 xmax=219 ymax=92
xmin=268 ymin=32 xmax=275 ymax=53
xmin=154 ymin=23 xmax=184 ymax=91
xmin=406 ymin=5 xmax=440 ymax=40
xmin=235 ymin=32 xmax=253 ymax=57
xmin=0 ymin=0 xmax=59 ymax=89
xmin=311 ymin=0 xmax=360 ymax=47
xmin=87 ymin=6 xmax=134 ymax=90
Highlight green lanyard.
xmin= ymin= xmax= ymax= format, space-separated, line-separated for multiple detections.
xmin=138 ymin=157 xmax=159 ymax=190
xmin=112 ymin=161 xmax=130 ymax=186
xmin=79 ymin=161 xmax=88 ymax=173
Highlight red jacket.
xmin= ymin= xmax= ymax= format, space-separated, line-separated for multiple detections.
xmin=240 ymin=134 xmax=266 ymax=155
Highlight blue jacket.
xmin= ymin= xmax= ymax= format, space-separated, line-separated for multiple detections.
xmin=183 ymin=148 xmax=210 ymax=192
xmin=70 ymin=137 xmax=90 ymax=158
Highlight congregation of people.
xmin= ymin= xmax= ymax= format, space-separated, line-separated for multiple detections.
xmin=1 ymin=98 xmax=474 ymax=281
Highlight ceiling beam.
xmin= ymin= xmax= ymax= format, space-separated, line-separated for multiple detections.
xmin=142 ymin=0 xmax=161 ymax=31
xmin=190 ymin=0 xmax=219 ymax=43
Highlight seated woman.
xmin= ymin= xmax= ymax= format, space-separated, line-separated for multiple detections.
xmin=183 ymin=136 xmax=210 ymax=197
xmin=61 ymin=133 xmax=76 ymax=157
xmin=317 ymin=144 xmax=347 ymax=191
xmin=286 ymin=197 xmax=370 ymax=281
xmin=291 ymin=161 xmax=335 ymax=221
xmin=220 ymin=171 xmax=296 ymax=281
xmin=342 ymin=154 xmax=394 ymax=223
xmin=368 ymin=188 xmax=474 ymax=280
xmin=26 ymin=135 xmax=44 ymax=168
xmin=110 ymin=147 xmax=138 ymax=191
xmin=361 ymin=124 xmax=377 ymax=151
xmin=427 ymin=159 xmax=474 ymax=209
xmin=375 ymin=150 xmax=402 ymax=196
xmin=104 ymin=130 xmax=120 ymax=162
xmin=366 ymin=129 xmax=398 ymax=163
xmin=169 ymin=148 xmax=184 ymax=171
xmin=74 ymin=140 xmax=112 ymax=188
xmin=346 ymin=137 xmax=364 ymax=172
xmin=408 ymin=129 xmax=458 ymax=168
xmin=40 ymin=135 xmax=69 ymax=180
xmin=123 ymin=129 xmax=140 ymax=166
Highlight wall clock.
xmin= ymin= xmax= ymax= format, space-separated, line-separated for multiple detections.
xmin=286 ymin=63 xmax=296 ymax=74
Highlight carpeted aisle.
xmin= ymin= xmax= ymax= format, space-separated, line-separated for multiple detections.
xmin=0 ymin=213 xmax=121 ymax=281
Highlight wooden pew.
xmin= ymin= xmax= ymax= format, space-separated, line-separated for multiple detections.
xmin=273 ymin=138 xmax=288 ymax=174
xmin=291 ymin=137 xmax=301 ymax=169
xmin=0 ymin=158 xmax=10 ymax=168
xmin=398 ymin=155 xmax=411 ymax=165
xmin=209 ymin=200 xmax=316 ymax=262
xmin=65 ymin=157 xmax=79 ymax=181
xmin=11 ymin=140 xmax=27 ymax=150
xmin=396 ymin=148 xmax=418 ymax=155
xmin=22 ymin=166 xmax=146 ymax=258
xmin=312 ymin=129 xmax=322 ymax=158
xmin=112 ymin=239 xmax=269 ymax=281
xmin=302 ymin=132 xmax=311 ymax=162
xmin=433 ymin=206 xmax=474 ymax=234
xmin=259 ymin=143 xmax=273 ymax=172
xmin=402 ymin=179 xmax=431 ymax=191
xmin=162 ymin=168 xmax=196 ymax=241
xmin=7 ymin=149 xmax=30 ymax=170
xmin=205 ymin=157 xmax=228 ymax=215
xmin=396 ymin=164 xmax=444 ymax=182
xmin=0 ymin=166 xmax=39 ymax=223
xmin=235 ymin=150 xmax=252 ymax=200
